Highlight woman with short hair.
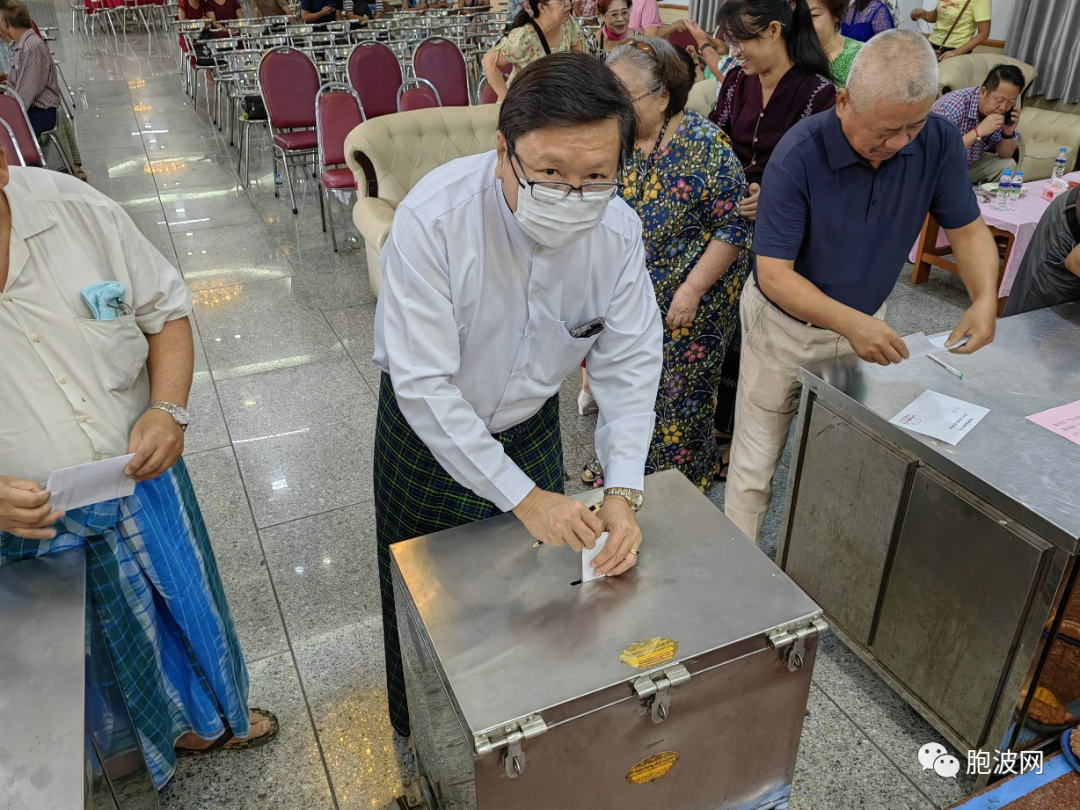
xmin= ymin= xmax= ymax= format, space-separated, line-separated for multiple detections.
xmin=582 ymin=38 xmax=752 ymax=492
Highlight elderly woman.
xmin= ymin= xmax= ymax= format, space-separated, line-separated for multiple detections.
xmin=482 ymin=0 xmax=586 ymax=102
xmin=582 ymin=38 xmax=751 ymax=492
xmin=0 ymin=146 xmax=278 ymax=787
xmin=592 ymin=0 xmax=634 ymax=58
xmin=807 ymin=0 xmax=862 ymax=87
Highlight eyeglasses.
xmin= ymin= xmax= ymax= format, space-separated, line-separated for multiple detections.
xmin=605 ymin=9 xmax=629 ymax=19
xmin=722 ymin=24 xmax=768 ymax=54
xmin=631 ymin=39 xmax=658 ymax=58
xmin=510 ymin=153 xmax=620 ymax=201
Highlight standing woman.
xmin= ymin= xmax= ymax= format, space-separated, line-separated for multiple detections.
xmin=911 ymin=0 xmax=990 ymax=61
xmin=840 ymin=0 xmax=893 ymax=42
xmin=708 ymin=0 xmax=835 ymax=480
xmin=584 ymin=39 xmax=752 ymax=492
xmin=483 ymin=0 xmax=585 ymax=102
xmin=808 ymin=0 xmax=862 ymax=87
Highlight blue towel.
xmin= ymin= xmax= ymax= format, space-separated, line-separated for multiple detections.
xmin=81 ymin=281 xmax=130 ymax=321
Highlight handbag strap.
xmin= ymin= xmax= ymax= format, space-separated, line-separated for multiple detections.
xmin=939 ymin=0 xmax=974 ymax=49
xmin=528 ymin=19 xmax=552 ymax=55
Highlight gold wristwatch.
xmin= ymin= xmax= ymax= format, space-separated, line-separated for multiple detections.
xmin=603 ymin=487 xmax=644 ymax=512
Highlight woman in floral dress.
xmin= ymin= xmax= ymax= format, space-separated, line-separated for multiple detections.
xmin=584 ymin=39 xmax=751 ymax=492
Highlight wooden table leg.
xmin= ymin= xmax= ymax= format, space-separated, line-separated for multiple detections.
xmin=911 ymin=214 xmax=939 ymax=284
xmin=992 ymin=226 xmax=1015 ymax=317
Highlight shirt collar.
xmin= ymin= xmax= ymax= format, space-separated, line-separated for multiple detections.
xmin=824 ymin=107 xmax=919 ymax=171
xmin=6 ymin=173 xmax=58 ymax=240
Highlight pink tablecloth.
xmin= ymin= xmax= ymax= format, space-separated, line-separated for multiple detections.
xmin=908 ymin=172 xmax=1080 ymax=296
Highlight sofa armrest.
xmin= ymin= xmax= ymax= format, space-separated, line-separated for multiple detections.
xmin=353 ymin=197 xmax=396 ymax=299
xmin=1018 ymin=108 xmax=1080 ymax=180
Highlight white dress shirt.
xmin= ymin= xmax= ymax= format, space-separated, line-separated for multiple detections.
xmin=373 ymin=151 xmax=663 ymax=513
xmin=0 ymin=167 xmax=193 ymax=484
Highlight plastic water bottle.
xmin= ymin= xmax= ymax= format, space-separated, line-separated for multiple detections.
xmin=1053 ymin=147 xmax=1068 ymax=179
xmin=78 ymin=84 xmax=87 ymax=110
xmin=993 ymin=168 xmax=1012 ymax=211
xmin=274 ymin=171 xmax=283 ymax=192
xmin=1007 ymin=171 xmax=1023 ymax=211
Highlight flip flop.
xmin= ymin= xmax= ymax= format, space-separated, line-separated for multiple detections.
xmin=1062 ymin=728 xmax=1080 ymax=774
xmin=176 ymin=708 xmax=279 ymax=757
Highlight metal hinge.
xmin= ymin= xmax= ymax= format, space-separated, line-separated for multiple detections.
xmin=768 ymin=617 xmax=828 ymax=673
xmin=633 ymin=663 xmax=691 ymax=724
xmin=473 ymin=714 xmax=548 ymax=780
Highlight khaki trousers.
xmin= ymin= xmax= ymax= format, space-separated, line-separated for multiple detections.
xmin=968 ymin=152 xmax=1018 ymax=185
xmin=724 ymin=277 xmax=884 ymax=544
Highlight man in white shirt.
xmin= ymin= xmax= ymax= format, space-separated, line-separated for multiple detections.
xmin=0 ymin=148 xmax=277 ymax=785
xmin=373 ymin=53 xmax=663 ymax=738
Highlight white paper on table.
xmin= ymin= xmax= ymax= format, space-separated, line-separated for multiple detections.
xmin=46 ymin=454 xmax=136 ymax=512
xmin=581 ymin=532 xmax=610 ymax=583
xmin=902 ymin=332 xmax=970 ymax=361
xmin=888 ymin=391 xmax=989 ymax=446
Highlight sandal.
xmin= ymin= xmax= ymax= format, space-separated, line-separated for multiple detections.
xmin=176 ymin=707 xmax=279 ymax=756
xmin=1063 ymin=728 xmax=1080 ymax=774
xmin=714 ymin=448 xmax=731 ymax=482
xmin=581 ymin=457 xmax=603 ymax=485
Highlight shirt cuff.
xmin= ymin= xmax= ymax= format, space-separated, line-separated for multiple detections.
xmin=477 ymin=461 xmax=536 ymax=513
xmin=600 ymin=459 xmax=645 ymax=493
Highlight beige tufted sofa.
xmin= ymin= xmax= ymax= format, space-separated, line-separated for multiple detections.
xmin=936 ymin=53 xmax=1080 ymax=181
xmin=346 ymin=86 xmax=719 ymax=298
xmin=345 ymin=105 xmax=499 ymax=298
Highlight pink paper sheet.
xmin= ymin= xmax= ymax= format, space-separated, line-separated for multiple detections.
xmin=1027 ymin=400 xmax=1080 ymax=447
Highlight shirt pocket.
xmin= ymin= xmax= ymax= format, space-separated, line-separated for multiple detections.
xmin=75 ymin=314 xmax=149 ymax=392
xmin=535 ymin=320 xmax=601 ymax=386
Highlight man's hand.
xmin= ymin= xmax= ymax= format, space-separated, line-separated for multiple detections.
xmin=946 ymin=297 xmax=997 ymax=354
xmin=740 ymin=183 xmax=760 ymax=221
xmin=666 ymin=283 xmax=702 ymax=328
xmin=589 ymin=496 xmax=641 ymax=577
xmin=843 ymin=313 xmax=909 ymax=365
xmin=976 ymin=113 xmax=1005 ymax=138
xmin=513 ymin=488 xmax=603 ymax=551
xmin=0 ymin=476 xmax=65 ymax=539
xmin=125 ymin=409 xmax=185 ymax=483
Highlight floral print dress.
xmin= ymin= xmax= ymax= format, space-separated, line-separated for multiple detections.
xmin=622 ymin=110 xmax=752 ymax=492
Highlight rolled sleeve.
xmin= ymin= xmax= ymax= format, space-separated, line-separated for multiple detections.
xmin=379 ymin=206 xmax=535 ymax=513
xmin=930 ymin=125 xmax=982 ymax=230
xmin=753 ymin=160 xmax=808 ymax=261
xmin=109 ymin=206 xmax=192 ymax=335
xmin=586 ymin=234 xmax=663 ymax=492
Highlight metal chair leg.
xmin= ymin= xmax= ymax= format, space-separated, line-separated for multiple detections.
xmin=326 ymin=187 xmax=339 ymax=252
xmin=284 ymin=153 xmax=299 ymax=214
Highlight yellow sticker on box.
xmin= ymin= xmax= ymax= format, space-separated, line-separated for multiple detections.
xmin=620 ymin=637 xmax=680 ymax=669
xmin=626 ymin=751 xmax=679 ymax=784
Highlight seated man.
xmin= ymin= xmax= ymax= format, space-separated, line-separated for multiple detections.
xmin=343 ymin=0 xmax=374 ymax=20
xmin=1002 ymin=186 xmax=1080 ymax=316
xmin=0 ymin=146 xmax=278 ymax=787
xmin=725 ymin=30 xmax=999 ymax=544
xmin=300 ymin=0 xmax=340 ymax=23
xmin=931 ymin=63 xmax=1024 ymax=185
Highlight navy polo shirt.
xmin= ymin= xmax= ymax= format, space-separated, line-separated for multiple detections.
xmin=300 ymin=0 xmax=339 ymax=14
xmin=753 ymin=109 xmax=980 ymax=315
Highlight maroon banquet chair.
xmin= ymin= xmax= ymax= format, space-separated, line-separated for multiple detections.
xmin=666 ymin=28 xmax=699 ymax=55
xmin=413 ymin=36 xmax=470 ymax=108
xmin=347 ymin=41 xmax=401 ymax=120
xmin=0 ymin=119 xmax=26 ymax=166
xmin=478 ymin=62 xmax=511 ymax=104
xmin=258 ymin=47 xmax=321 ymax=215
xmin=315 ymin=82 xmax=365 ymax=252
xmin=396 ymin=78 xmax=442 ymax=112
xmin=0 ymin=90 xmax=43 ymax=167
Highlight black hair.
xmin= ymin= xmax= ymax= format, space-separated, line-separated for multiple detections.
xmin=852 ymin=0 xmax=873 ymax=12
xmin=983 ymin=64 xmax=1026 ymax=93
xmin=716 ymin=0 xmax=834 ymax=83
xmin=499 ymin=52 xmax=636 ymax=159
xmin=507 ymin=0 xmax=543 ymax=32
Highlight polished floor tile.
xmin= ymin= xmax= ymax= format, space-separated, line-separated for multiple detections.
xmin=323 ymin=303 xmax=378 ymax=381
xmin=285 ymin=242 xmax=374 ymax=311
xmin=215 ymin=357 xmax=376 ymax=527
xmin=192 ymin=276 xmax=345 ymax=381
xmin=178 ymin=223 xmax=294 ymax=289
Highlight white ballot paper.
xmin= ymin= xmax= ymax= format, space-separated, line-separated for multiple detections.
xmin=581 ymin=531 xmax=610 ymax=583
xmin=46 ymin=454 xmax=137 ymax=512
xmin=889 ymin=391 xmax=989 ymax=446
xmin=902 ymin=331 xmax=970 ymax=360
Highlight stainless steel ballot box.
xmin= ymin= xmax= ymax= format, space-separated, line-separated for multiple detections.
xmin=391 ymin=470 xmax=825 ymax=810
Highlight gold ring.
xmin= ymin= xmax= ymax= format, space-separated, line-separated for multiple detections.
xmin=629 ymin=549 xmax=640 ymax=556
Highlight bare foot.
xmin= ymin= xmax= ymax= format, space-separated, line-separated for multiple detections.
xmin=176 ymin=710 xmax=274 ymax=751
xmin=1073 ymin=728 xmax=1080 ymax=759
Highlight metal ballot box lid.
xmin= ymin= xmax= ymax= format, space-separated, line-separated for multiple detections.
xmin=391 ymin=469 xmax=822 ymax=739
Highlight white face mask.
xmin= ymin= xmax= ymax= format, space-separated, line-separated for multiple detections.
xmin=512 ymin=175 xmax=614 ymax=250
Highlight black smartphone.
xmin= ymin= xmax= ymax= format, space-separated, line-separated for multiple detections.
xmin=569 ymin=317 xmax=606 ymax=339
xmin=1004 ymin=107 xmax=1015 ymax=127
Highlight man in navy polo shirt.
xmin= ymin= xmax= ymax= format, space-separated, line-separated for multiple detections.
xmin=725 ymin=30 xmax=1000 ymax=544
xmin=300 ymin=0 xmax=340 ymax=23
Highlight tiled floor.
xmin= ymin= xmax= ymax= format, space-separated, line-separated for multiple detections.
xmin=37 ymin=6 xmax=991 ymax=808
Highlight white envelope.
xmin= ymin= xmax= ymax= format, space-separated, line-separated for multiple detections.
xmin=902 ymin=331 xmax=970 ymax=361
xmin=46 ymin=454 xmax=137 ymax=512
xmin=889 ymin=391 xmax=989 ymax=446
xmin=581 ymin=531 xmax=610 ymax=583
